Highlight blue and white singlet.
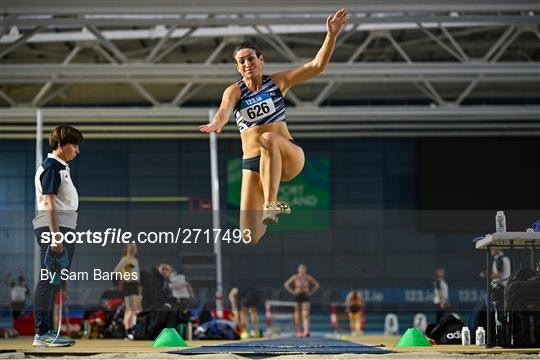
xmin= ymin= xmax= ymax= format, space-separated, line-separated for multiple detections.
xmin=233 ymin=75 xmax=286 ymax=133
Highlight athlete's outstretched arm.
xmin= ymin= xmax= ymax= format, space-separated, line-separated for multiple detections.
xmin=199 ymin=84 xmax=241 ymax=133
xmin=271 ymin=8 xmax=349 ymax=93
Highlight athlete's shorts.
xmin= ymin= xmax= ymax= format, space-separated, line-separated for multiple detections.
xmin=240 ymin=288 xmax=261 ymax=308
xmin=242 ymin=139 xmax=297 ymax=172
xmin=122 ymin=282 xmax=139 ymax=297
xmin=349 ymin=305 xmax=360 ymax=313
xmin=294 ymin=292 xmax=310 ymax=304
xmin=242 ymin=156 xmax=261 ymax=172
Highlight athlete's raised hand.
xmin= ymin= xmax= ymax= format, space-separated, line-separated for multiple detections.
xmin=326 ymin=8 xmax=349 ymax=37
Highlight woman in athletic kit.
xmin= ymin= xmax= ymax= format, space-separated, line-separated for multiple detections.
xmin=345 ymin=287 xmax=365 ymax=336
xmin=284 ymin=264 xmax=320 ymax=337
xmin=200 ymin=9 xmax=349 ymax=243
xmin=114 ymin=243 xmax=141 ymax=340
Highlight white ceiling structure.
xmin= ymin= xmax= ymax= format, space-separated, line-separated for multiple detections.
xmin=1 ymin=0 xmax=539 ymax=138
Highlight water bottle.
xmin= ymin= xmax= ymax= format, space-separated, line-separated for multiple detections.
xmin=495 ymin=211 xmax=506 ymax=233
xmin=475 ymin=326 xmax=485 ymax=346
xmin=461 ymin=326 xmax=471 ymax=345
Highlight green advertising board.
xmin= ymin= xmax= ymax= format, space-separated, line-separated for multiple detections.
xmin=227 ymin=157 xmax=330 ymax=231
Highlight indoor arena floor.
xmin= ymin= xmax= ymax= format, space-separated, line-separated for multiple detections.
xmin=1 ymin=335 xmax=539 ymax=359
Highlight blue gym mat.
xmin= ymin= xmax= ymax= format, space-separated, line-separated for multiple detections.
xmin=171 ymin=337 xmax=392 ymax=355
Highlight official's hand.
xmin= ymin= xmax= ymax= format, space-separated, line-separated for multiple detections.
xmin=52 ymin=243 xmax=64 ymax=253
xmin=52 ymin=233 xmax=64 ymax=253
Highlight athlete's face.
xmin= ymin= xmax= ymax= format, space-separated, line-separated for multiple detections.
xmin=435 ymin=268 xmax=445 ymax=278
xmin=128 ymin=243 xmax=137 ymax=256
xmin=235 ymin=48 xmax=263 ymax=79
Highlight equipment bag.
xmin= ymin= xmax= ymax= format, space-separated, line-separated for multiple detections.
xmin=425 ymin=313 xmax=465 ymax=344
xmin=503 ymin=268 xmax=540 ymax=347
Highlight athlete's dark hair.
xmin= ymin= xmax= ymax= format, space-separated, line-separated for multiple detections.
xmin=233 ymin=41 xmax=262 ymax=59
xmin=49 ymin=125 xmax=83 ymax=150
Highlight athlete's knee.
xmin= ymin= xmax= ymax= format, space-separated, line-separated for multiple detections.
xmin=259 ymin=132 xmax=279 ymax=150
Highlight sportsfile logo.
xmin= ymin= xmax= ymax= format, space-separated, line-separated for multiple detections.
xmin=446 ymin=331 xmax=462 ymax=340
xmin=39 ymin=227 xmax=252 ymax=247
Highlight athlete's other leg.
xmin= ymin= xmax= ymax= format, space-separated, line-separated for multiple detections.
xmin=294 ymin=302 xmax=302 ymax=337
xmin=123 ymin=295 xmax=138 ymax=331
xmin=348 ymin=312 xmax=359 ymax=336
xmin=302 ymin=301 xmax=311 ymax=336
xmin=133 ymin=294 xmax=142 ymax=317
xmin=239 ymin=306 xmax=249 ymax=337
xmin=240 ymin=170 xmax=266 ymax=244
xmin=248 ymin=306 xmax=260 ymax=336
xmin=356 ymin=311 xmax=364 ymax=336
xmin=259 ymin=132 xmax=304 ymax=204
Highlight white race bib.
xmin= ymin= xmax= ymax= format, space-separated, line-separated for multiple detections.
xmin=239 ymin=93 xmax=276 ymax=122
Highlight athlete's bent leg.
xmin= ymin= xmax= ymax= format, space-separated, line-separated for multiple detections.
xmin=259 ymin=132 xmax=305 ymax=202
xmin=259 ymin=132 xmax=282 ymax=203
xmin=259 ymin=133 xmax=304 ymax=224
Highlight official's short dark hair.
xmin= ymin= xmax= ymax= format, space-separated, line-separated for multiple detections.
xmin=49 ymin=125 xmax=83 ymax=150
xmin=233 ymin=41 xmax=262 ymax=59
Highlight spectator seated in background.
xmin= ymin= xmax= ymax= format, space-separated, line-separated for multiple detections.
xmin=169 ymin=271 xmax=194 ymax=325
xmin=140 ymin=262 xmax=175 ymax=310
xmin=132 ymin=262 xmax=181 ymax=340
xmin=169 ymin=271 xmax=195 ymax=311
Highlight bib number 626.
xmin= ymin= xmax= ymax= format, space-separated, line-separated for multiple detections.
xmin=247 ymin=102 xmax=271 ymax=119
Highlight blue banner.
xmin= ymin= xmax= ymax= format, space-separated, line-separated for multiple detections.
xmin=339 ymin=288 xmax=485 ymax=304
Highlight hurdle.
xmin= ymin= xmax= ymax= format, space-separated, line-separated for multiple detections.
xmin=264 ymin=300 xmax=297 ymax=337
